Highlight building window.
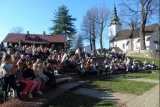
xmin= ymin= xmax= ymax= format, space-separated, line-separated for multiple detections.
xmin=123 ymin=43 xmax=125 ymax=49
xmin=126 ymin=41 xmax=129 ymax=45
xmin=25 ymin=35 xmax=29 ymax=40
xmin=146 ymin=37 xmax=150 ymax=41
xmin=137 ymin=39 xmax=140 ymax=43
xmin=35 ymin=36 xmax=40 ymax=41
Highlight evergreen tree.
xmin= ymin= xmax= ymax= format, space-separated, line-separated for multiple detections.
xmin=50 ymin=5 xmax=77 ymax=39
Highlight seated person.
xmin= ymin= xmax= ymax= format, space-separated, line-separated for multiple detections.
xmin=84 ymin=62 xmax=91 ymax=75
xmin=37 ymin=63 xmax=49 ymax=89
xmin=132 ymin=62 xmax=139 ymax=71
xmin=118 ymin=63 xmax=126 ymax=73
xmin=89 ymin=63 xmax=97 ymax=77
xmin=23 ymin=61 xmax=43 ymax=98
xmin=44 ymin=62 xmax=57 ymax=88
xmin=151 ymin=61 xmax=157 ymax=69
xmin=109 ymin=63 xmax=115 ymax=74
xmin=76 ymin=63 xmax=87 ymax=78
xmin=143 ymin=60 xmax=150 ymax=69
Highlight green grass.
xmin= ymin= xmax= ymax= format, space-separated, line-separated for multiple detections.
xmin=127 ymin=56 xmax=160 ymax=68
xmin=123 ymin=71 xmax=159 ymax=80
xmin=51 ymin=91 xmax=117 ymax=107
xmin=83 ymin=78 xmax=156 ymax=95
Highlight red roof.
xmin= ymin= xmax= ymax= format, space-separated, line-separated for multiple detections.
xmin=3 ymin=33 xmax=66 ymax=44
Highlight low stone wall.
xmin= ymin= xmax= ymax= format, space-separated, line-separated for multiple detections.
xmin=126 ymin=50 xmax=160 ymax=60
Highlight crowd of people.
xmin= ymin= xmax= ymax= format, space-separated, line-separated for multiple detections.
xmin=0 ymin=43 xmax=108 ymax=101
xmin=0 ymin=43 xmax=158 ymax=102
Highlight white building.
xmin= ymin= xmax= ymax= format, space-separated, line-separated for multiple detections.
xmin=108 ymin=4 xmax=160 ymax=52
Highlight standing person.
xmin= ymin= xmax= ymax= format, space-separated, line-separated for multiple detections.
xmin=126 ymin=57 xmax=131 ymax=73
xmin=1 ymin=54 xmax=22 ymax=101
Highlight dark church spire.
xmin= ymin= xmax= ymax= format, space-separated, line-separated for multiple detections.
xmin=110 ymin=3 xmax=121 ymax=25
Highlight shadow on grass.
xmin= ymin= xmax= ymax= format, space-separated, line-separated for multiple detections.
xmin=97 ymin=77 xmax=123 ymax=82
xmin=82 ymin=78 xmax=123 ymax=92
xmin=51 ymin=91 xmax=117 ymax=107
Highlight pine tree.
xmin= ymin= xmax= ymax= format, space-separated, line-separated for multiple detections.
xmin=50 ymin=5 xmax=77 ymax=39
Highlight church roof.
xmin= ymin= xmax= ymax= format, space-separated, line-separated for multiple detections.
xmin=3 ymin=33 xmax=66 ymax=44
xmin=109 ymin=47 xmax=123 ymax=52
xmin=110 ymin=23 xmax=158 ymax=42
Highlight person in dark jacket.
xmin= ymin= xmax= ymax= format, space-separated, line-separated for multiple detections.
xmin=43 ymin=62 xmax=57 ymax=88
xmin=22 ymin=61 xmax=43 ymax=98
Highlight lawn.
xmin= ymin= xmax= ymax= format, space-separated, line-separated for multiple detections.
xmin=83 ymin=78 xmax=156 ymax=95
xmin=51 ymin=91 xmax=117 ymax=107
xmin=123 ymin=71 xmax=159 ymax=80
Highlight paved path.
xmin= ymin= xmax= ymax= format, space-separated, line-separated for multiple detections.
xmin=74 ymin=77 xmax=159 ymax=107
xmin=121 ymin=78 xmax=159 ymax=83
xmin=126 ymin=84 xmax=159 ymax=107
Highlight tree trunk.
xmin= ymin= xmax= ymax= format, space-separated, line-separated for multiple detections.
xmin=100 ymin=23 xmax=103 ymax=55
xmin=90 ymin=23 xmax=92 ymax=50
xmin=91 ymin=19 xmax=96 ymax=53
xmin=140 ymin=23 xmax=146 ymax=50
xmin=140 ymin=3 xmax=147 ymax=50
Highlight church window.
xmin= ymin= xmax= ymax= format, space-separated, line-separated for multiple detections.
xmin=123 ymin=43 xmax=125 ymax=49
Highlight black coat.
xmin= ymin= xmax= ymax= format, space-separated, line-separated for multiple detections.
xmin=23 ymin=68 xmax=35 ymax=80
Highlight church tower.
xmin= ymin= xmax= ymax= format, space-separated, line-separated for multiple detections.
xmin=108 ymin=3 xmax=122 ymax=47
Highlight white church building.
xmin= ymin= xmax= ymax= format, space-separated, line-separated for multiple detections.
xmin=108 ymin=4 xmax=160 ymax=52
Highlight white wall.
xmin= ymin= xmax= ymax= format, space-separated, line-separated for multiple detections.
xmin=108 ymin=24 xmax=122 ymax=42
xmin=150 ymin=32 xmax=159 ymax=51
xmin=109 ymin=24 xmax=159 ymax=52
xmin=110 ymin=39 xmax=128 ymax=52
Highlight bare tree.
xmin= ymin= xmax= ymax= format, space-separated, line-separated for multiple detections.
xmin=10 ymin=26 xmax=24 ymax=33
xmin=81 ymin=4 xmax=110 ymax=53
xmin=96 ymin=3 xmax=111 ymax=54
xmin=81 ymin=16 xmax=92 ymax=49
xmin=119 ymin=0 xmax=159 ymax=50
xmin=119 ymin=11 xmax=141 ymax=29
xmin=81 ymin=6 xmax=98 ymax=51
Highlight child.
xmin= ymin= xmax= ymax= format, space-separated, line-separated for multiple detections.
xmin=45 ymin=63 xmax=57 ymax=88
xmin=15 ymin=61 xmax=33 ymax=98
xmin=1 ymin=54 xmax=21 ymax=101
xmin=76 ymin=63 xmax=86 ymax=78
xmin=37 ymin=63 xmax=49 ymax=89
xmin=23 ymin=61 xmax=43 ymax=99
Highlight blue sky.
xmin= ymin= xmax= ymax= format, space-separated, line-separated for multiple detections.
xmin=0 ymin=0 xmax=121 ymax=49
